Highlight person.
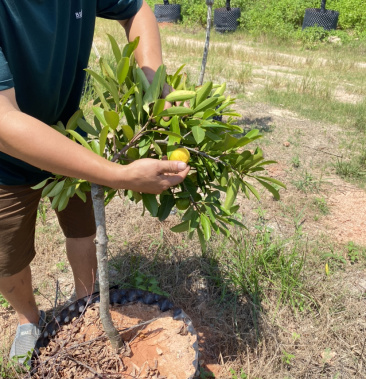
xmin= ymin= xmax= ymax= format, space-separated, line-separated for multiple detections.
xmin=0 ymin=0 xmax=190 ymax=364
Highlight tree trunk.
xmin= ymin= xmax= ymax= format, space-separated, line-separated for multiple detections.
xmin=91 ymin=183 xmax=124 ymax=352
xmin=199 ymin=1 xmax=214 ymax=86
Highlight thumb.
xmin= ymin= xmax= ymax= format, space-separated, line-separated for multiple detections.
xmin=159 ymin=160 xmax=188 ymax=173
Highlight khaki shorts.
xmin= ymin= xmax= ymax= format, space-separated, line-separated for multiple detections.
xmin=0 ymin=184 xmax=96 ymax=277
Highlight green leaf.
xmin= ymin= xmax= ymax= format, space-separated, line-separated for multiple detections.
xmin=152 ymin=99 xmax=166 ymax=117
xmin=66 ymin=130 xmax=93 ymax=151
xmin=142 ymin=193 xmax=159 ymax=217
xmin=197 ymin=227 xmax=207 ymax=253
xmin=170 ymin=220 xmax=190 ymax=233
xmin=99 ymin=58 xmax=115 ymax=80
xmin=122 ymin=36 xmax=140 ymax=58
xmin=241 ymin=180 xmax=260 ymax=200
xmin=99 ymin=125 xmax=109 ymax=156
xmin=116 ymin=57 xmax=130 ymax=85
xmin=104 ymin=110 xmax=119 ymax=130
xmin=92 ymin=107 xmax=108 ymax=127
xmin=257 ymin=179 xmax=280 ymax=200
xmin=107 ymin=34 xmax=122 ymax=63
xmin=66 ymin=109 xmax=83 ymax=131
xmin=51 ymin=122 xmax=67 ymax=136
xmin=152 ymin=140 xmax=162 ymax=156
xmin=121 ymin=124 xmax=134 ymax=141
xmin=158 ymin=193 xmax=175 ymax=221
xmin=213 ymin=82 xmax=226 ymax=96
xmin=47 ymin=179 xmax=66 ymax=198
xmin=168 ymin=116 xmax=181 ymax=147
xmin=90 ymin=140 xmax=101 ymax=155
xmin=41 ymin=180 xmax=58 ymax=197
xmin=158 ymin=107 xmax=194 ymax=117
xmin=77 ymin=118 xmax=99 ymax=137
xmin=223 ymin=177 xmax=240 ymax=211
xmin=123 ymin=106 xmax=136 ymax=129
xmin=93 ymin=83 xmax=110 ymax=111
xmin=200 ymin=213 xmax=212 ymax=241
xmin=195 ymin=82 xmax=212 ymax=106
xmin=31 ymin=178 xmax=50 ymax=190
xmin=143 ymin=65 xmax=166 ymax=113
xmin=57 ymin=190 xmax=70 ymax=212
xmin=192 ymin=125 xmax=205 ymax=144
xmin=85 ymin=69 xmax=113 ymax=94
xmin=139 ymin=137 xmax=151 ymax=157
xmin=193 ymin=97 xmax=218 ymax=113
xmin=135 ymin=68 xmax=150 ymax=92
xmin=256 ymin=176 xmax=286 ymax=188
xmin=76 ymin=187 xmax=87 ymax=202
xmin=106 ymin=77 xmax=120 ymax=106
xmin=51 ymin=191 xmax=62 ymax=210
xmin=165 ymin=90 xmax=196 ymax=103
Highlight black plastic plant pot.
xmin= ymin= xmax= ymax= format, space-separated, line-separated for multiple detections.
xmin=31 ymin=287 xmax=199 ymax=378
xmin=302 ymin=0 xmax=339 ymax=31
xmin=154 ymin=3 xmax=182 ymax=23
xmin=214 ymin=7 xmax=241 ymax=33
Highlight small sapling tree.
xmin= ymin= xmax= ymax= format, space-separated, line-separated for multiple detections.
xmin=33 ymin=35 xmax=285 ymax=351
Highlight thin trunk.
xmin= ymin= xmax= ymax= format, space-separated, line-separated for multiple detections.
xmin=199 ymin=2 xmax=214 ymax=86
xmin=91 ymin=183 xmax=124 ymax=352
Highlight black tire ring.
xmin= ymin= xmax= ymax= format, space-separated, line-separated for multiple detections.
xmin=154 ymin=4 xmax=181 ymax=23
xmin=31 ymin=286 xmax=199 ymax=378
xmin=302 ymin=8 xmax=339 ymax=30
xmin=214 ymin=7 xmax=241 ymax=33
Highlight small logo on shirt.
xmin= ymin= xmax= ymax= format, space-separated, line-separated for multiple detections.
xmin=75 ymin=10 xmax=82 ymax=19
xmin=21 ymin=331 xmax=32 ymax=336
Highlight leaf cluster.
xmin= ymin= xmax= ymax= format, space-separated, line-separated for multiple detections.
xmin=35 ymin=35 xmax=285 ymax=250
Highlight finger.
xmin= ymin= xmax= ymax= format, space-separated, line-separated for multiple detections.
xmin=157 ymin=160 xmax=188 ymax=174
xmin=161 ymin=166 xmax=190 ymax=187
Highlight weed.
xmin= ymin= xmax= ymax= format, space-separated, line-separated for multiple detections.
xmin=37 ymin=200 xmax=47 ymax=224
xmin=346 ymin=241 xmax=365 ymax=263
xmin=313 ymin=197 xmax=329 ymax=215
xmin=291 ymin=155 xmax=300 ymax=168
xmin=0 ymin=294 xmax=10 ymax=309
xmin=0 ymin=351 xmax=32 ymax=378
xmin=56 ymin=261 xmax=68 ymax=273
xmin=293 ymin=170 xmax=322 ymax=193
xmin=130 ymin=270 xmax=169 ymax=297
xmin=282 ymin=350 xmax=295 ymax=366
xmin=230 ymin=368 xmax=248 ymax=379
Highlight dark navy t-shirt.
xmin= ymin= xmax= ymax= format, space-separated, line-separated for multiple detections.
xmin=0 ymin=0 xmax=142 ymax=185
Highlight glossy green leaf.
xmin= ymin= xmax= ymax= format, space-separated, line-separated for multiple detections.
xmin=107 ymin=34 xmax=122 ymax=63
xmin=152 ymin=99 xmax=166 ymax=117
xmin=168 ymin=116 xmax=181 ymax=147
xmin=223 ymin=177 xmax=240 ymax=211
xmin=90 ymin=140 xmax=101 ymax=155
xmin=213 ymin=82 xmax=226 ymax=96
xmin=142 ymin=193 xmax=159 ymax=217
xmin=122 ymin=36 xmax=140 ymax=58
xmin=57 ymin=190 xmax=70 ymax=212
xmin=242 ymin=180 xmax=260 ymax=200
xmin=193 ymin=97 xmax=218 ymax=114
xmin=152 ymin=140 xmax=162 ymax=156
xmin=99 ymin=58 xmax=115 ymax=80
xmin=66 ymin=109 xmax=83 ymax=131
xmin=31 ymin=178 xmax=50 ymax=190
xmin=41 ymin=180 xmax=58 ymax=198
xmin=256 ymin=176 xmax=286 ymax=188
xmin=47 ymin=179 xmax=66 ymax=198
xmin=257 ymin=179 xmax=280 ymax=200
xmin=92 ymin=107 xmax=108 ymax=126
xmin=75 ymin=187 xmax=87 ymax=202
xmin=116 ymin=57 xmax=130 ymax=85
xmin=66 ymin=130 xmax=93 ymax=151
xmin=192 ymin=125 xmax=205 ymax=144
xmin=104 ymin=110 xmax=119 ymax=130
xmin=93 ymin=84 xmax=110 ymax=111
xmin=135 ymin=68 xmax=150 ymax=92
xmin=85 ymin=69 xmax=112 ymax=94
xmin=121 ymin=124 xmax=134 ymax=141
xmin=197 ymin=227 xmax=207 ymax=253
xmin=158 ymin=107 xmax=194 ymax=117
xmin=200 ymin=213 xmax=212 ymax=241
xmin=77 ymin=118 xmax=99 ymax=137
xmin=195 ymin=81 xmax=212 ymax=106
xmin=158 ymin=193 xmax=175 ymax=221
xmin=51 ymin=123 xmax=67 ymax=136
xmin=170 ymin=220 xmax=190 ymax=233
xmin=123 ymin=106 xmax=136 ymax=129
xmin=99 ymin=125 xmax=109 ymax=156
xmin=143 ymin=65 xmax=166 ymax=112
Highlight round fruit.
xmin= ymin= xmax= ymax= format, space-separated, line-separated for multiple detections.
xmin=175 ymin=198 xmax=190 ymax=210
xmin=169 ymin=147 xmax=190 ymax=163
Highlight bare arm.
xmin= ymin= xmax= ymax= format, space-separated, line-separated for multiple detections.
xmin=0 ymin=88 xmax=189 ymax=193
xmin=119 ymin=0 xmax=171 ymax=96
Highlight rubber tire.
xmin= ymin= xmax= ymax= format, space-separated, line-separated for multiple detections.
xmin=154 ymin=4 xmax=181 ymax=23
xmin=302 ymin=8 xmax=339 ymax=31
xmin=214 ymin=7 xmax=241 ymax=33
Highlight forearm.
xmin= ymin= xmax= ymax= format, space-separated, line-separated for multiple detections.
xmin=120 ymin=1 xmax=163 ymax=83
xmin=0 ymin=108 xmax=122 ymax=188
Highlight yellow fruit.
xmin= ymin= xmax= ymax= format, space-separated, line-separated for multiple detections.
xmin=169 ymin=147 xmax=190 ymax=163
xmin=175 ymin=198 xmax=190 ymax=210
